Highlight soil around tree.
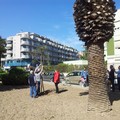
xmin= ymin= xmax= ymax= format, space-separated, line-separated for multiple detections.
xmin=0 ymin=82 xmax=120 ymax=120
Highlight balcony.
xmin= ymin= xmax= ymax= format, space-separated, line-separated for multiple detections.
xmin=115 ymin=41 xmax=120 ymax=48
xmin=6 ymin=50 xmax=12 ymax=54
xmin=114 ymin=36 xmax=120 ymax=41
xmin=21 ymin=48 xmax=30 ymax=52
xmin=6 ymin=40 xmax=13 ymax=44
xmin=115 ymin=49 xmax=120 ymax=55
xmin=21 ymin=41 xmax=31 ymax=45
xmin=6 ymin=44 xmax=12 ymax=49
xmin=20 ymin=33 xmax=30 ymax=38
xmin=21 ymin=54 xmax=31 ymax=59
xmin=6 ymin=56 xmax=12 ymax=59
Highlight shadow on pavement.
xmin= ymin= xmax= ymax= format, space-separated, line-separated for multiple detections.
xmin=58 ymin=89 xmax=68 ymax=94
xmin=79 ymin=91 xmax=89 ymax=96
xmin=109 ymin=90 xmax=120 ymax=105
xmin=40 ymin=89 xmax=53 ymax=96
xmin=39 ymin=89 xmax=68 ymax=96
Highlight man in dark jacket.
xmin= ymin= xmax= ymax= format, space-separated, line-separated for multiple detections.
xmin=109 ymin=65 xmax=115 ymax=92
xmin=28 ymin=70 xmax=37 ymax=97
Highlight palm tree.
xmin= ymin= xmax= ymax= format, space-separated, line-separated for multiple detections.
xmin=80 ymin=46 xmax=88 ymax=60
xmin=31 ymin=46 xmax=49 ymax=65
xmin=0 ymin=36 xmax=6 ymax=67
xmin=73 ymin=0 xmax=116 ymax=112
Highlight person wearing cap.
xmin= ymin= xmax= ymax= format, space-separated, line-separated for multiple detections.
xmin=28 ymin=70 xmax=37 ymax=98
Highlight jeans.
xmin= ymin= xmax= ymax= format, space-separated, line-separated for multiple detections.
xmin=30 ymin=86 xmax=37 ymax=97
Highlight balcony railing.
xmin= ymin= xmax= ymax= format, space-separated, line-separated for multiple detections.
xmin=21 ymin=41 xmax=31 ymax=45
xmin=6 ymin=44 xmax=12 ymax=48
xmin=6 ymin=40 xmax=13 ymax=44
xmin=21 ymin=55 xmax=31 ymax=58
xmin=114 ymin=36 xmax=120 ymax=41
xmin=6 ymin=50 xmax=12 ymax=54
xmin=21 ymin=48 xmax=30 ymax=52
xmin=6 ymin=56 xmax=12 ymax=59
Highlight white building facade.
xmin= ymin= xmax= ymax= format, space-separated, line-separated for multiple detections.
xmin=2 ymin=32 xmax=79 ymax=67
xmin=63 ymin=60 xmax=88 ymax=65
xmin=105 ymin=9 xmax=120 ymax=70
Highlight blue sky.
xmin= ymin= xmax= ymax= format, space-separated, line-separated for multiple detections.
xmin=0 ymin=0 xmax=120 ymax=51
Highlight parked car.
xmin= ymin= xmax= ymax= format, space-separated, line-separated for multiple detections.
xmin=43 ymin=71 xmax=64 ymax=82
xmin=64 ymin=70 xmax=82 ymax=85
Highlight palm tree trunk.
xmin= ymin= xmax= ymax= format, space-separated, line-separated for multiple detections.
xmin=87 ymin=42 xmax=111 ymax=112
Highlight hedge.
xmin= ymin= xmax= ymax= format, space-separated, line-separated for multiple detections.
xmin=1 ymin=67 xmax=29 ymax=85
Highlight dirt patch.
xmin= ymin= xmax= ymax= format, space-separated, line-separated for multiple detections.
xmin=0 ymin=82 xmax=120 ymax=120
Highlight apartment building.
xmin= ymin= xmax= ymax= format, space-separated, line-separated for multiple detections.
xmin=1 ymin=32 xmax=79 ymax=68
xmin=104 ymin=9 xmax=120 ymax=70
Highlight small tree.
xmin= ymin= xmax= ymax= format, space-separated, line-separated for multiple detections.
xmin=80 ymin=46 xmax=88 ymax=60
xmin=31 ymin=46 xmax=49 ymax=65
xmin=0 ymin=36 xmax=6 ymax=67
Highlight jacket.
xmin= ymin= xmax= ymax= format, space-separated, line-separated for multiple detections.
xmin=53 ymin=71 xmax=60 ymax=83
xmin=28 ymin=74 xmax=36 ymax=86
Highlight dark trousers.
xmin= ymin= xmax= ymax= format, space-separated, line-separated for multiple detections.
xmin=55 ymin=83 xmax=59 ymax=93
xmin=36 ymin=81 xmax=40 ymax=95
xmin=111 ymin=80 xmax=115 ymax=92
xmin=117 ymin=78 xmax=120 ymax=91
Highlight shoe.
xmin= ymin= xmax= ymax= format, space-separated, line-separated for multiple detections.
xmin=33 ymin=95 xmax=38 ymax=98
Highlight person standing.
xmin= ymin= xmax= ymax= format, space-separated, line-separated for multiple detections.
xmin=40 ymin=71 xmax=45 ymax=93
xmin=53 ymin=70 xmax=60 ymax=93
xmin=34 ymin=64 xmax=43 ymax=95
xmin=115 ymin=66 xmax=120 ymax=91
xmin=28 ymin=70 xmax=37 ymax=98
xmin=109 ymin=65 xmax=115 ymax=92
xmin=81 ymin=68 xmax=88 ymax=86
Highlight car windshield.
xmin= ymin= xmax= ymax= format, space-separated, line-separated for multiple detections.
xmin=73 ymin=72 xmax=81 ymax=76
xmin=68 ymin=71 xmax=81 ymax=76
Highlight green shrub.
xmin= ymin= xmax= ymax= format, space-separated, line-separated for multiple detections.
xmin=0 ymin=68 xmax=3 ymax=73
xmin=0 ymin=68 xmax=7 ymax=81
xmin=1 ymin=72 xmax=9 ymax=84
xmin=43 ymin=63 xmax=88 ymax=73
xmin=1 ymin=67 xmax=29 ymax=85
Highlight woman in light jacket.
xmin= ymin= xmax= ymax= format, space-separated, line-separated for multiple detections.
xmin=34 ymin=64 xmax=43 ymax=95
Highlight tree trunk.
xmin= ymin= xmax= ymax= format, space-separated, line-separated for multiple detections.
xmin=87 ymin=43 xmax=111 ymax=112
